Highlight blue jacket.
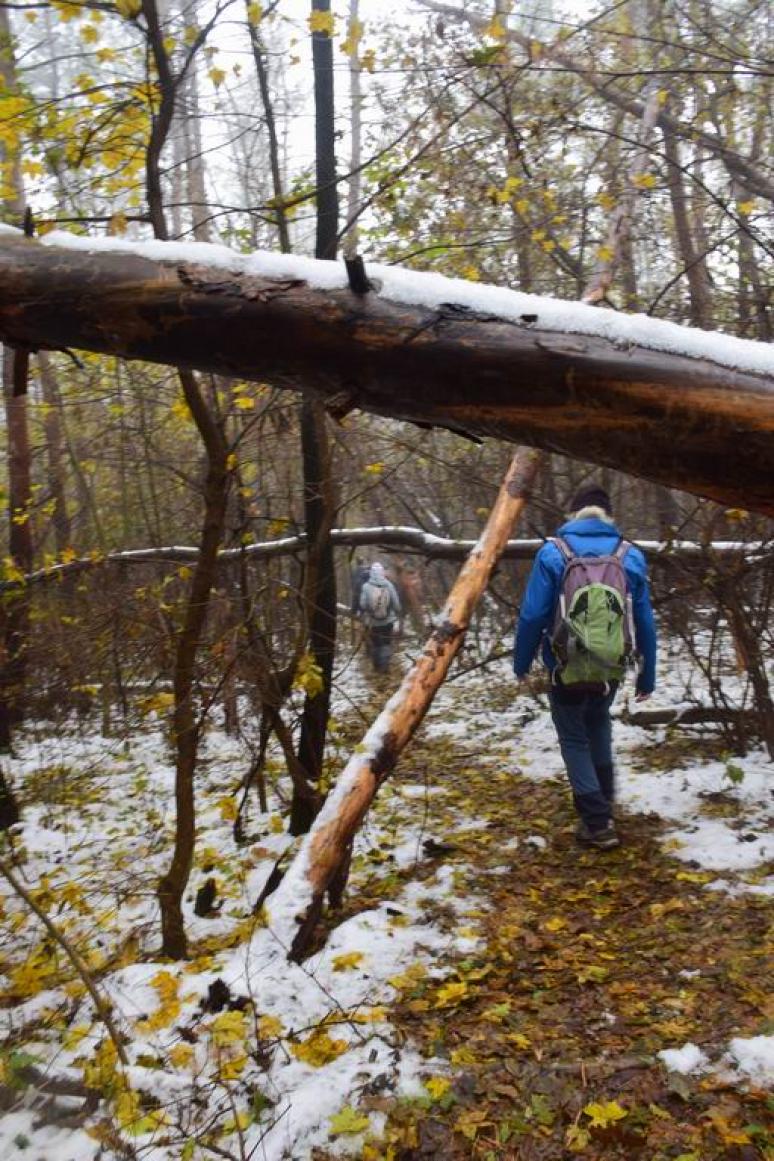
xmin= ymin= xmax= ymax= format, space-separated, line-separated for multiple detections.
xmin=513 ymin=517 xmax=657 ymax=694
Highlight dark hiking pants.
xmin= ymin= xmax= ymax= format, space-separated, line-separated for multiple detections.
xmin=368 ymin=624 xmax=394 ymax=672
xmin=548 ymin=682 xmax=617 ymax=831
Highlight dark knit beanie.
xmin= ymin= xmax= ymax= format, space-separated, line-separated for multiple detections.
xmin=569 ymin=484 xmax=612 ymax=515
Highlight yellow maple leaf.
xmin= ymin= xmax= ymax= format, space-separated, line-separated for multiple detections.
xmin=83 ymin=1039 xmax=118 ymax=1089
xmin=424 ymin=1076 xmax=452 ymax=1101
xmin=291 ymin=1029 xmax=348 ymax=1067
xmin=171 ymin=395 xmax=192 ymax=422
xmin=484 ymin=15 xmax=506 ymax=40
xmin=583 ymin=1100 xmax=628 ymax=1128
xmin=246 ymin=2 xmax=263 ymax=25
xmin=211 ymin=1009 xmax=247 ymax=1047
xmin=63 ymin=1023 xmax=91 ymax=1050
xmin=332 ymin=951 xmax=364 ymax=971
xmin=309 ymin=9 xmax=335 ymax=35
xmin=218 ymin=796 xmax=237 ymax=821
xmin=566 ymin=1123 xmax=591 ymax=1151
xmin=139 ymin=691 xmax=175 ymax=717
xmin=434 ymin=980 xmax=468 ymax=1008
xmin=258 ymin=1014 xmax=284 ymax=1038
xmin=168 ymin=1043 xmax=194 ymax=1068
xmin=293 ymin=652 xmax=325 ymax=698
xmin=329 ymin=1105 xmax=370 ymax=1135
xmin=632 ymin=172 xmax=657 ymax=189
xmin=209 ymin=67 xmax=227 ymax=88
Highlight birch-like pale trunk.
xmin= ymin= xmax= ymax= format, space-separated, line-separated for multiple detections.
xmin=583 ymin=84 xmax=660 ymax=306
xmin=342 ymin=0 xmax=362 ymax=259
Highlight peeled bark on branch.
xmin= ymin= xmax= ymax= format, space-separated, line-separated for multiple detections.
xmin=265 ymin=447 xmax=541 ymax=959
xmin=0 ymin=235 xmax=772 ymax=513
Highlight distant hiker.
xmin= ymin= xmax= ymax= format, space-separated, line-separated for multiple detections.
xmin=359 ymin=562 xmax=401 ymax=673
xmin=395 ymin=559 xmax=426 ymax=636
xmin=513 ymin=484 xmax=657 ymax=849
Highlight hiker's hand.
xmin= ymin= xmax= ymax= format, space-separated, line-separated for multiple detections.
xmin=635 ymin=691 xmax=651 ymax=702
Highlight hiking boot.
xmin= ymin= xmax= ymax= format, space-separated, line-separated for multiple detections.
xmin=575 ymin=820 xmax=620 ymax=850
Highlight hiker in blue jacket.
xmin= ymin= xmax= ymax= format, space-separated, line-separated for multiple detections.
xmin=513 ymin=484 xmax=657 ymax=849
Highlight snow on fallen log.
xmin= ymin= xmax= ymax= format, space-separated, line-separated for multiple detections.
xmin=0 ymin=229 xmax=772 ymax=513
xmin=3 ymin=224 xmax=773 ymax=377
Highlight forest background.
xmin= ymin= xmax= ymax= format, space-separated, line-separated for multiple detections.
xmin=0 ymin=0 xmax=772 ymax=1157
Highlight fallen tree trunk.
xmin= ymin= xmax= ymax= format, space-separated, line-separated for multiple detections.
xmin=0 ymin=234 xmax=772 ymax=513
xmin=623 ymin=705 xmax=756 ymax=727
xmin=265 ymin=447 xmax=541 ymax=959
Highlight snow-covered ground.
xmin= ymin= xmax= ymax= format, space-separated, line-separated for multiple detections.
xmin=0 ymin=642 xmax=771 ymax=1159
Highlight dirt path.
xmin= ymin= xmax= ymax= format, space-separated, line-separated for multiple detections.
xmin=316 ymin=730 xmax=773 ymax=1160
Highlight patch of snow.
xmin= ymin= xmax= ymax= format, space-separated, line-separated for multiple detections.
xmin=658 ymin=1042 xmax=709 ymax=1074
xmin=726 ymin=1036 xmax=774 ymax=1085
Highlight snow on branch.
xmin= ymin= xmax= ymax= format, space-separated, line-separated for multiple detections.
xmin=4 ymin=529 xmax=768 ymax=593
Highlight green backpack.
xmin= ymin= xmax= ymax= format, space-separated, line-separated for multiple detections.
xmin=549 ymin=537 xmax=636 ymax=688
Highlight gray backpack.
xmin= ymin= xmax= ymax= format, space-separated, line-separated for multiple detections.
xmin=549 ymin=537 xmax=636 ymax=687
xmin=361 ymin=581 xmax=392 ymax=623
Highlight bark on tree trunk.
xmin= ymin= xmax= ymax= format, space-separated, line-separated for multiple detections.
xmin=311 ymin=0 xmax=338 ymax=260
xmin=662 ymin=129 xmax=713 ymax=329
xmin=0 ymin=237 xmax=772 ymax=514
xmin=37 ymin=353 xmax=72 ymax=555
xmin=0 ymin=350 xmax=32 ymax=752
xmin=157 ymin=369 xmax=229 ymax=959
xmin=0 ymin=8 xmax=32 ymax=761
xmin=265 ymin=447 xmax=541 ymax=960
xmin=288 ymin=0 xmax=340 ymax=835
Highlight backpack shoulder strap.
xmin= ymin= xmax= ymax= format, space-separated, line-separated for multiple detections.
xmin=614 ymin=538 xmax=631 ymax=561
xmin=547 ymin=536 xmax=575 ymax=562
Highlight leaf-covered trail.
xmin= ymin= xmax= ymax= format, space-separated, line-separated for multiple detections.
xmin=317 ymin=716 xmax=773 ymax=1160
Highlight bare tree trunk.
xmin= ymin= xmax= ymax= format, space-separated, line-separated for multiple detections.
xmin=0 ymin=7 xmax=32 ymax=756
xmin=248 ymin=2 xmax=291 ymax=253
xmin=312 ymin=0 xmax=338 ymax=261
xmin=288 ymin=0 xmax=341 ymax=835
xmin=290 ymin=401 xmax=338 ymax=834
xmin=266 ymin=448 xmax=541 ymax=959
xmin=342 ymin=0 xmax=362 ymax=259
xmin=735 ymin=184 xmax=772 ymax=343
xmin=583 ymin=87 xmax=659 ymax=306
xmin=140 ymin=0 xmax=231 ymax=957
xmin=37 ymin=353 xmax=72 ymax=555
xmin=662 ymin=129 xmax=713 ymax=328
xmin=158 ymin=370 xmax=229 ymax=958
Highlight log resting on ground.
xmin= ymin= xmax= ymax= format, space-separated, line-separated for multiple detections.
xmin=0 ymin=235 xmax=772 ymax=513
